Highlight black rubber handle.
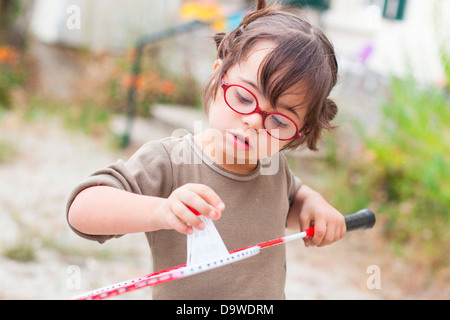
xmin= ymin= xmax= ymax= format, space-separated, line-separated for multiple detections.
xmin=345 ymin=209 xmax=376 ymax=232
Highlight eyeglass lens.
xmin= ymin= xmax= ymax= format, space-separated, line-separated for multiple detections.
xmin=224 ymin=85 xmax=298 ymax=140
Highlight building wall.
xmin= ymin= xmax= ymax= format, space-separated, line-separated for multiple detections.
xmin=322 ymin=0 xmax=449 ymax=83
xmin=29 ymin=0 xmax=235 ymax=84
xmin=30 ymin=0 xmax=183 ymax=52
xmin=29 ymin=0 xmax=449 ymax=84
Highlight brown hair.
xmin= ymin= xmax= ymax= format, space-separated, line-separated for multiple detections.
xmin=203 ymin=0 xmax=338 ymax=151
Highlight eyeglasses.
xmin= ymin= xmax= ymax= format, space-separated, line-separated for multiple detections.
xmin=221 ymin=79 xmax=306 ymax=141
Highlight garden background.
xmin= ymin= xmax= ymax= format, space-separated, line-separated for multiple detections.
xmin=0 ymin=0 xmax=448 ymax=299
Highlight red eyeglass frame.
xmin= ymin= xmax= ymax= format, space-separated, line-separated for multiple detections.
xmin=221 ymin=79 xmax=307 ymax=141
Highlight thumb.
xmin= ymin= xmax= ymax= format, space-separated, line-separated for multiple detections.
xmin=300 ymin=216 xmax=313 ymax=248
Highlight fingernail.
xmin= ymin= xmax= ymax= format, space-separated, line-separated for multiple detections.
xmin=217 ymin=202 xmax=225 ymax=210
xmin=198 ymin=222 xmax=205 ymax=230
xmin=209 ymin=210 xmax=216 ymax=218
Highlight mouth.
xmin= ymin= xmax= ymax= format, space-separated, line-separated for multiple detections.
xmin=228 ymin=132 xmax=250 ymax=151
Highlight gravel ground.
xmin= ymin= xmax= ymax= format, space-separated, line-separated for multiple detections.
xmin=1 ymin=112 xmax=443 ymax=300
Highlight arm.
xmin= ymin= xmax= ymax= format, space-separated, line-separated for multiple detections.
xmin=286 ymin=185 xmax=346 ymax=247
xmin=68 ymin=184 xmax=225 ymax=237
xmin=68 ymin=186 xmax=164 ymax=236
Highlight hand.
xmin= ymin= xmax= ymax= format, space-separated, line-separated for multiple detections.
xmin=295 ymin=186 xmax=346 ymax=247
xmin=155 ymin=183 xmax=225 ymax=235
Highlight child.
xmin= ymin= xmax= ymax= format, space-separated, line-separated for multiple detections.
xmin=67 ymin=0 xmax=346 ymax=299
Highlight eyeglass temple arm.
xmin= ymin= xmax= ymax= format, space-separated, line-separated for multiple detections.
xmin=295 ymin=126 xmax=309 ymax=139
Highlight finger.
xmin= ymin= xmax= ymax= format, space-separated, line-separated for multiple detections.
xmin=299 ymin=214 xmax=312 ymax=247
xmin=320 ymin=225 xmax=336 ymax=247
xmin=185 ymin=184 xmax=225 ymax=213
xmin=335 ymin=216 xmax=347 ymax=241
xmin=336 ymin=219 xmax=345 ymax=241
xmin=165 ymin=210 xmax=194 ymax=235
xmin=341 ymin=220 xmax=347 ymax=238
xmin=333 ymin=224 xmax=342 ymax=243
xmin=181 ymin=185 xmax=225 ymax=220
xmin=169 ymin=200 xmax=205 ymax=231
xmin=303 ymin=237 xmax=311 ymax=248
xmin=311 ymin=220 xmax=326 ymax=246
xmin=178 ymin=190 xmax=220 ymax=224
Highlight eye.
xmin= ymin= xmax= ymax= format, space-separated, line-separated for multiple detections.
xmin=235 ymin=88 xmax=254 ymax=105
xmin=269 ymin=115 xmax=289 ymax=128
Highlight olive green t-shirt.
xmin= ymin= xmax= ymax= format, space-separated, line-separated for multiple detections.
xmin=66 ymin=134 xmax=301 ymax=299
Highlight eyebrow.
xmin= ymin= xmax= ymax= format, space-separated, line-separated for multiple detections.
xmin=238 ymin=76 xmax=260 ymax=93
xmin=238 ymin=76 xmax=301 ymax=119
xmin=279 ymin=103 xmax=302 ymax=117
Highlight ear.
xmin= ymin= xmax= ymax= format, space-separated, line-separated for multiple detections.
xmin=213 ymin=59 xmax=223 ymax=72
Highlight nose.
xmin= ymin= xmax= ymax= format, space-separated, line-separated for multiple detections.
xmin=241 ymin=112 xmax=263 ymax=130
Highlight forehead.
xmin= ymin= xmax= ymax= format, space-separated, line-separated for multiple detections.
xmin=232 ymin=40 xmax=276 ymax=81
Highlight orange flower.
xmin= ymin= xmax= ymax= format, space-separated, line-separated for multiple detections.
xmin=159 ymin=80 xmax=176 ymax=95
xmin=0 ymin=46 xmax=18 ymax=65
xmin=121 ymin=74 xmax=146 ymax=91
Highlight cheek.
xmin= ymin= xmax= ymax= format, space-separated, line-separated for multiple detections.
xmin=256 ymin=134 xmax=287 ymax=158
xmin=208 ymin=98 xmax=236 ymax=129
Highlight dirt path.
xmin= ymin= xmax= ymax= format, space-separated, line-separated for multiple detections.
xmin=0 ymin=114 xmax=446 ymax=300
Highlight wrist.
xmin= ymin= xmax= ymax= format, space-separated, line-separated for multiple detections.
xmin=296 ymin=185 xmax=321 ymax=204
xmin=140 ymin=195 xmax=168 ymax=232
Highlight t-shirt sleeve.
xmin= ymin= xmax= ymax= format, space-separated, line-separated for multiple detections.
xmin=66 ymin=140 xmax=174 ymax=243
xmin=282 ymin=155 xmax=302 ymax=206
xmin=288 ymin=174 xmax=302 ymax=205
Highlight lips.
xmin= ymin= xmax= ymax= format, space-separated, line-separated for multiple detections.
xmin=227 ymin=132 xmax=250 ymax=151
xmin=233 ymin=133 xmax=249 ymax=145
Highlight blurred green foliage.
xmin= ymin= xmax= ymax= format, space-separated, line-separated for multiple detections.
xmin=0 ymin=46 xmax=25 ymax=110
xmin=364 ymin=77 xmax=449 ymax=219
xmin=357 ymin=76 xmax=449 ymax=267
xmin=291 ymin=75 xmax=450 ymax=270
xmin=0 ymin=139 xmax=16 ymax=164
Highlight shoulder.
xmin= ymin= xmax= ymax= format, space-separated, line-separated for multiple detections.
xmin=128 ymin=136 xmax=186 ymax=164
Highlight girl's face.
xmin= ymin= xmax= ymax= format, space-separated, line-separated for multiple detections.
xmin=201 ymin=41 xmax=306 ymax=174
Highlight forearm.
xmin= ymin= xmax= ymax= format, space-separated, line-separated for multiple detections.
xmin=68 ymin=186 xmax=165 ymax=236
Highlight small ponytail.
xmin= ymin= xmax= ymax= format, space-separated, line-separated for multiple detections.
xmin=256 ymin=0 xmax=268 ymax=10
xmin=212 ymin=0 xmax=278 ymax=60
xmin=285 ymin=98 xmax=338 ymax=152
xmin=213 ymin=32 xmax=226 ymax=51
xmin=322 ymin=99 xmax=338 ymax=124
